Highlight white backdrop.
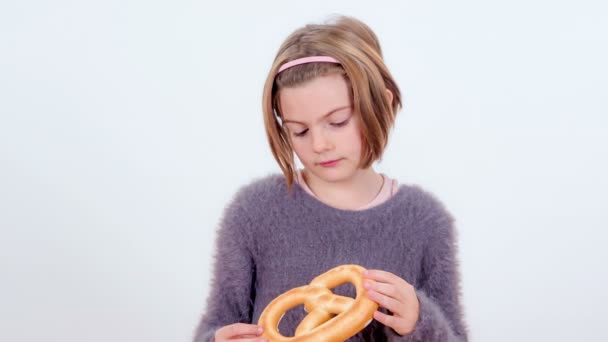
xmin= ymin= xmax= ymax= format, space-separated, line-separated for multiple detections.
xmin=1 ymin=1 xmax=607 ymax=341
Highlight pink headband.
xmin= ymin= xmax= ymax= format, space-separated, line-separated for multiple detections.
xmin=277 ymin=56 xmax=340 ymax=73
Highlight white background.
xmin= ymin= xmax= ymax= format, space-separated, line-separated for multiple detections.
xmin=1 ymin=1 xmax=607 ymax=341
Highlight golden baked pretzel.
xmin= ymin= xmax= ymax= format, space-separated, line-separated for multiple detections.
xmin=258 ymin=264 xmax=378 ymax=342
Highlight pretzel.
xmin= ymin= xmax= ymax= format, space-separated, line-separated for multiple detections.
xmin=258 ymin=264 xmax=378 ymax=342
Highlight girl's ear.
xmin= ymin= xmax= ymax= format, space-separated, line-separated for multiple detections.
xmin=385 ymin=89 xmax=394 ymax=105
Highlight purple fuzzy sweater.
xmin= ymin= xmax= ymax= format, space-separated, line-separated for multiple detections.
xmin=193 ymin=174 xmax=468 ymax=341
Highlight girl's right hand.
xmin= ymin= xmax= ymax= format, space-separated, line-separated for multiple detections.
xmin=214 ymin=323 xmax=266 ymax=342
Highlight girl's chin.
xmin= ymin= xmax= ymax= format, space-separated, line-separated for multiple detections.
xmin=306 ymin=164 xmax=359 ymax=182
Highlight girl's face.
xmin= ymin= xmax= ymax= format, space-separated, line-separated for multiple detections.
xmin=279 ymin=73 xmax=363 ymax=184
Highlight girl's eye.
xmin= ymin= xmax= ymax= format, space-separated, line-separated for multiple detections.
xmin=330 ymin=118 xmax=350 ymax=127
xmin=294 ymin=129 xmax=308 ymax=137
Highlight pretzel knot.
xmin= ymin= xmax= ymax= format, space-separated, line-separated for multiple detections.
xmin=258 ymin=264 xmax=378 ymax=342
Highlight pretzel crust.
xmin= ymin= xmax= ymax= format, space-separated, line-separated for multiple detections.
xmin=258 ymin=264 xmax=378 ymax=342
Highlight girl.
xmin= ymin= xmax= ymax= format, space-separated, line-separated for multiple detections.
xmin=194 ymin=15 xmax=468 ymax=342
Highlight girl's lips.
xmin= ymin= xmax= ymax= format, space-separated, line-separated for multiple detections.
xmin=319 ymin=159 xmax=342 ymax=167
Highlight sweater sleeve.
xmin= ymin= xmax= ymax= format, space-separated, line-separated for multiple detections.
xmin=385 ymin=195 xmax=468 ymax=342
xmin=192 ymin=189 xmax=257 ymax=342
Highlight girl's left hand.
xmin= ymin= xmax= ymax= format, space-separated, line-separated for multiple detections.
xmin=362 ymin=269 xmax=420 ymax=336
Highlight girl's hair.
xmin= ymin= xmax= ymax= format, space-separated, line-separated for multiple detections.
xmin=262 ymin=15 xmax=402 ymax=192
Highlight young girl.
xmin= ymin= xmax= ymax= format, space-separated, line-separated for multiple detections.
xmin=194 ymin=16 xmax=468 ymax=342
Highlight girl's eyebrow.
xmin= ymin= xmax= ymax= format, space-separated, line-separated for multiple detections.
xmin=282 ymin=105 xmax=350 ymax=125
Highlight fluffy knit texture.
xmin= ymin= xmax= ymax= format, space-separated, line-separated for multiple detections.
xmin=193 ymin=174 xmax=468 ymax=341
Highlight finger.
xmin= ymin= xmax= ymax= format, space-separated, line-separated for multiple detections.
xmin=367 ymin=289 xmax=403 ymax=315
xmin=364 ymin=280 xmax=401 ymax=301
xmin=363 ymin=269 xmax=403 ymax=285
xmin=232 ymin=338 xmax=267 ymax=342
xmin=224 ymin=324 xmax=263 ymax=338
xmin=237 ymin=335 xmax=261 ymax=338
xmin=373 ymin=309 xmax=398 ymax=329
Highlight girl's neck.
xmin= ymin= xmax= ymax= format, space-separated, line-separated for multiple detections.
xmin=301 ymin=167 xmax=384 ymax=210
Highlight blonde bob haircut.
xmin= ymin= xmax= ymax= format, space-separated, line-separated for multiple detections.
xmin=262 ymin=15 xmax=402 ymax=192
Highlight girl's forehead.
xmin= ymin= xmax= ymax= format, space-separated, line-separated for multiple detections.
xmin=279 ymin=74 xmax=352 ymax=122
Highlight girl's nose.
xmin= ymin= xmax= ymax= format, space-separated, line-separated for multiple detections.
xmin=311 ymin=128 xmax=333 ymax=153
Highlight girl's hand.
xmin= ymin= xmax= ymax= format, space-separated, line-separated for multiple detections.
xmin=214 ymin=323 xmax=266 ymax=342
xmin=363 ymin=269 xmax=420 ymax=335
